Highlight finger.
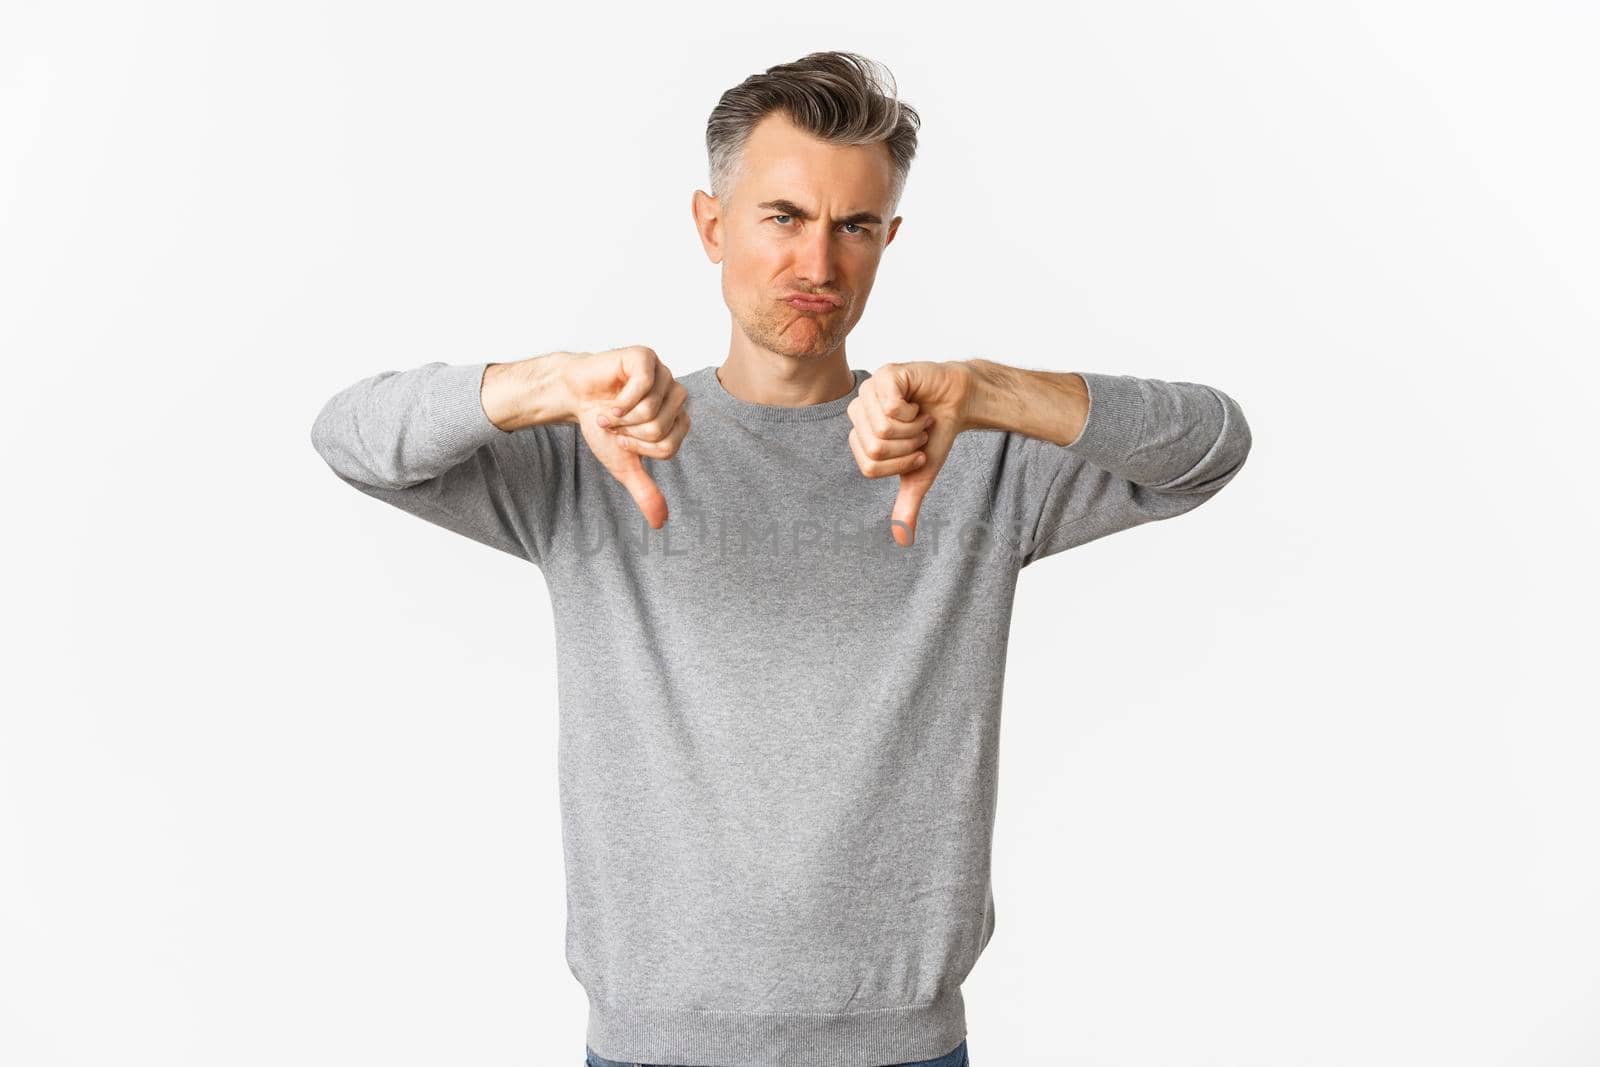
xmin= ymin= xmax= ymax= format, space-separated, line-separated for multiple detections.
xmin=611 ymin=452 xmax=669 ymax=528
xmin=849 ymin=425 xmax=927 ymax=478
xmin=869 ymin=365 xmax=922 ymax=421
xmin=854 ymin=424 xmax=930 ymax=464
xmin=855 ymin=394 xmax=933 ymax=440
xmin=608 ymin=379 xmax=684 ymax=439
xmin=606 ymin=348 xmax=660 ymax=417
xmin=607 ymin=367 xmax=676 ymax=430
xmin=888 ymin=418 xmax=957 ymax=546
xmin=859 ymin=384 xmax=923 ymax=433
xmin=890 ymin=474 xmax=931 ymax=547
xmin=614 ymin=408 xmax=691 ymax=458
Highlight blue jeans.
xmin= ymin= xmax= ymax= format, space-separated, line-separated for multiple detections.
xmin=585 ymin=1037 xmax=969 ymax=1067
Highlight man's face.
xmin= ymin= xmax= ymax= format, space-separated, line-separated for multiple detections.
xmin=694 ymin=111 xmax=902 ymax=361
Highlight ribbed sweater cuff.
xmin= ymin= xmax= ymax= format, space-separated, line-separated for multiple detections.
xmin=427 ymin=361 xmax=510 ymax=455
xmin=1064 ymin=370 xmax=1145 ymax=468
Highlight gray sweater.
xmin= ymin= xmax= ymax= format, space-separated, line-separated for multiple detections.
xmin=309 ymin=360 xmax=1252 ymax=1066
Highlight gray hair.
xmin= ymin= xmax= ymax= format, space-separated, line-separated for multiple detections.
xmin=705 ymin=51 xmax=921 ymax=214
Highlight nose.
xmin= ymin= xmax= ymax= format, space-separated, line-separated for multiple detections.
xmin=790 ymin=224 xmax=837 ymax=289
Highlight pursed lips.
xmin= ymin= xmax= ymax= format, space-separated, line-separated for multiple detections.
xmin=783 ymin=293 xmax=842 ymax=311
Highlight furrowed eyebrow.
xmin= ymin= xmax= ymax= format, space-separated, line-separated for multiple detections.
xmin=757 ymin=199 xmax=882 ymax=226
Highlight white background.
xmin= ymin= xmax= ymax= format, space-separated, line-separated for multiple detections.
xmin=3 ymin=2 xmax=1596 ymax=1065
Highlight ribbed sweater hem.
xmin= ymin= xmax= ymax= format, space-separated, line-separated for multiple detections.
xmin=585 ymin=986 xmax=967 ymax=1067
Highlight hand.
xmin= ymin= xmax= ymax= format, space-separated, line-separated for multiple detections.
xmin=846 ymin=361 xmax=975 ymax=546
xmin=563 ymin=345 xmax=691 ymax=529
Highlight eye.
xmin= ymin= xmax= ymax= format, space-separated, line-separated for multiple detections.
xmin=767 ymin=215 xmax=870 ymax=236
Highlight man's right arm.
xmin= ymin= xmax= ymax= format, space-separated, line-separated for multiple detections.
xmin=479 ymin=352 xmax=580 ymax=431
xmin=309 ymin=353 xmax=578 ymax=564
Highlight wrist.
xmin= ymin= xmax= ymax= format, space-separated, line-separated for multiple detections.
xmin=956 ymin=358 xmax=1020 ymax=433
xmin=955 ymin=359 xmax=1091 ymax=446
xmin=482 ymin=351 xmax=578 ymax=431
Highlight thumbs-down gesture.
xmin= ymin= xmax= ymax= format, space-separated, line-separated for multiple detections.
xmin=846 ymin=361 xmax=974 ymax=547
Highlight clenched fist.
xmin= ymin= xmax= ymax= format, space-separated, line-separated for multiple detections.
xmin=482 ymin=345 xmax=690 ymax=529
xmin=565 ymin=346 xmax=690 ymax=529
xmin=846 ymin=361 xmax=974 ymax=547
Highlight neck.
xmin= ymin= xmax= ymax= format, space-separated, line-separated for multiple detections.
xmin=716 ymin=347 xmax=855 ymax=408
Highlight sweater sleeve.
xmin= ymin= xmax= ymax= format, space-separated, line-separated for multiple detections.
xmin=308 ymin=360 xmax=573 ymax=566
xmin=992 ymin=371 xmax=1253 ymax=567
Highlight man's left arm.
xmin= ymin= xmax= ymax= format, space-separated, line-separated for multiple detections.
xmin=958 ymin=358 xmax=1253 ymax=564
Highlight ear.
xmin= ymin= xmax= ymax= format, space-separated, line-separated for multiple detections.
xmin=885 ymin=215 xmax=902 ymax=249
xmin=691 ymin=189 xmax=724 ymax=264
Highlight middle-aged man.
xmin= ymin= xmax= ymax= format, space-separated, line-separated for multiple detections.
xmin=310 ymin=50 xmax=1252 ymax=1067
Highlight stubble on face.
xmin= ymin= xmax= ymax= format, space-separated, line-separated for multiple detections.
xmin=727 ymin=274 xmax=853 ymax=360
